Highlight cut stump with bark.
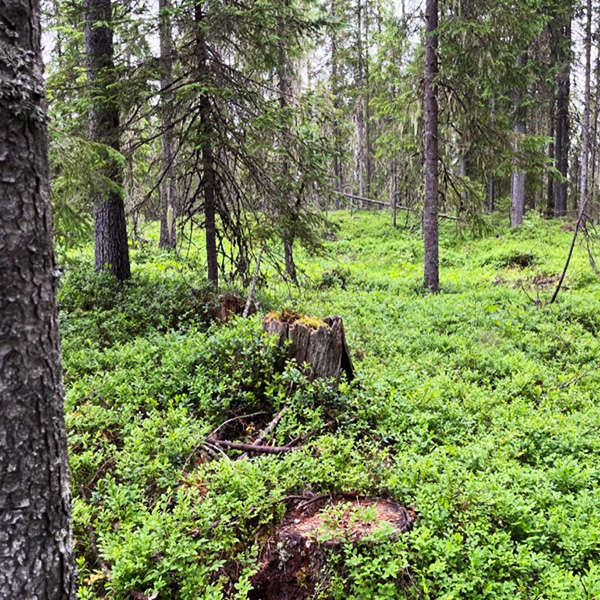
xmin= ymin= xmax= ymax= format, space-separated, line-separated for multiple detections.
xmin=213 ymin=292 xmax=255 ymax=323
xmin=263 ymin=311 xmax=354 ymax=384
xmin=249 ymin=496 xmax=416 ymax=600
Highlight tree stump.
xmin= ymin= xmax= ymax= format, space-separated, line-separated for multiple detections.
xmin=213 ymin=292 xmax=255 ymax=323
xmin=249 ymin=496 xmax=416 ymax=599
xmin=263 ymin=311 xmax=354 ymax=383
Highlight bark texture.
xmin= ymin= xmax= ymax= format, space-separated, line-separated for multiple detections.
xmin=553 ymin=12 xmax=571 ymax=217
xmin=423 ymin=0 xmax=439 ymax=291
xmin=580 ymin=0 xmax=592 ymax=214
xmin=331 ymin=0 xmax=344 ymax=200
xmin=264 ymin=315 xmax=354 ymax=384
xmin=85 ymin=0 xmax=131 ymax=280
xmin=158 ymin=0 xmax=177 ymax=249
xmin=510 ymin=54 xmax=527 ymax=227
xmin=0 ymin=0 xmax=75 ymax=596
xmin=195 ymin=3 xmax=219 ymax=288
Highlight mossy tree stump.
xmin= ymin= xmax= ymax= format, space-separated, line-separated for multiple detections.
xmin=263 ymin=311 xmax=354 ymax=384
xmin=249 ymin=496 xmax=416 ymax=599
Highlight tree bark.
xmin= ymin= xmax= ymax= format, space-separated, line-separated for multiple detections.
xmin=580 ymin=0 xmax=592 ymax=214
xmin=510 ymin=54 xmax=527 ymax=227
xmin=195 ymin=3 xmax=219 ymax=288
xmin=331 ymin=0 xmax=344 ymax=202
xmin=0 ymin=1 xmax=76 ymax=596
xmin=487 ymin=175 xmax=495 ymax=214
xmin=356 ymin=0 xmax=366 ymax=208
xmin=85 ymin=0 xmax=131 ymax=280
xmin=554 ymin=12 xmax=571 ymax=217
xmin=547 ymin=94 xmax=555 ymax=216
xmin=423 ymin=0 xmax=439 ymax=291
xmin=158 ymin=0 xmax=177 ymax=249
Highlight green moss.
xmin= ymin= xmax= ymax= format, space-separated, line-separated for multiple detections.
xmin=266 ymin=308 xmax=329 ymax=330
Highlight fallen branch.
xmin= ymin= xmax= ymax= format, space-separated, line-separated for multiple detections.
xmin=551 ymin=205 xmax=589 ymax=304
xmin=239 ymin=405 xmax=288 ymax=460
xmin=205 ymin=411 xmax=266 ymax=441
xmin=333 ymin=191 xmax=461 ymax=221
xmin=284 ymin=420 xmax=334 ymax=449
xmin=213 ymin=440 xmax=295 ymax=454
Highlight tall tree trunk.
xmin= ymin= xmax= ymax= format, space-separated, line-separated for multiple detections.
xmin=590 ymin=49 xmax=600 ymax=212
xmin=510 ymin=54 xmax=527 ymax=227
xmin=554 ymin=12 xmax=571 ymax=217
xmin=195 ymin=3 xmax=219 ymax=287
xmin=0 ymin=1 xmax=76 ymax=596
xmin=356 ymin=0 xmax=365 ymax=208
xmin=159 ymin=0 xmax=177 ymax=249
xmin=331 ymin=0 xmax=343 ymax=202
xmin=423 ymin=0 xmax=439 ymax=291
xmin=547 ymin=94 xmax=555 ymax=216
xmin=85 ymin=0 xmax=131 ymax=280
xmin=391 ymin=158 xmax=398 ymax=227
xmin=580 ymin=0 xmax=592 ymax=214
xmin=364 ymin=0 xmax=372 ymax=199
xmin=278 ymin=0 xmax=298 ymax=283
xmin=487 ymin=176 xmax=495 ymax=213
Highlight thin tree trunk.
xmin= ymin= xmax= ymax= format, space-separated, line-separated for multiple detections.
xmin=195 ymin=3 xmax=218 ymax=287
xmin=547 ymin=94 xmax=555 ymax=215
xmin=391 ymin=159 xmax=398 ymax=227
xmin=580 ymin=0 xmax=592 ymax=214
xmin=331 ymin=0 xmax=343 ymax=202
xmin=487 ymin=176 xmax=495 ymax=213
xmin=85 ymin=0 xmax=131 ymax=280
xmin=590 ymin=49 xmax=600 ymax=210
xmin=554 ymin=13 xmax=571 ymax=217
xmin=278 ymin=0 xmax=298 ymax=283
xmin=356 ymin=0 xmax=365 ymax=208
xmin=0 ymin=1 xmax=76 ymax=596
xmin=364 ymin=0 xmax=372 ymax=199
xmin=159 ymin=0 xmax=177 ymax=249
xmin=510 ymin=54 xmax=527 ymax=227
xmin=423 ymin=0 xmax=439 ymax=291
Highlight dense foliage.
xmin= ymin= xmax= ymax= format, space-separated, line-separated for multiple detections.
xmin=63 ymin=213 xmax=600 ymax=599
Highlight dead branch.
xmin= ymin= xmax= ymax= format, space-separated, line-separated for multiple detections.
xmin=213 ymin=440 xmax=295 ymax=454
xmin=238 ymin=405 xmax=288 ymax=460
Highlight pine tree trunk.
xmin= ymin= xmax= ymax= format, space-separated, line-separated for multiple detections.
xmin=356 ymin=0 xmax=366 ymax=208
xmin=391 ymin=158 xmax=398 ymax=227
xmin=85 ymin=0 xmax=131 ymax=281
xmin=159 ymin=0 xmax=177 ymax=250
xmin=364 ymin=0 xmax=372 ymax=199
xmin=195 ymin=4 xmax=219 ymax=288
xmin=547 ymin=94 xmax=555 ymax=216
xmin=423 ymin=0 xmax=439 ymax=291
xmin=554 ymin=14 xmax=571 ymax=217
xmin=0 ymin=1 xmax=76 ymax=596
xmin=580 ymin=0 xmax=592 ymax=215
xmin=510 ymin=54 xmax=526 ymax=227
xmin=487 ymin=176 xmax=495 ymax=214
xmin=331 ymin=0 xmax=344 ymax=202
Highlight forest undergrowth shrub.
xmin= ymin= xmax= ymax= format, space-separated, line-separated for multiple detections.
xmin=64 ymin=213 xmax=600 ymax=599
xmin=59 ymin=261 xmax=214 ymax=349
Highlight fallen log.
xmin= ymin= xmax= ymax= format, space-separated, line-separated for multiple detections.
xmin=263 ymin=311 xmax=354 ymax=384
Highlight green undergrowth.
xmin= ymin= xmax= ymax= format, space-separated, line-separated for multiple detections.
xmin=62 ymin=212 xmax=600 ymax=599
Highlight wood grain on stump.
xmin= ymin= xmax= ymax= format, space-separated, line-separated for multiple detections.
xmin=250 ymin=496 xmax=416 ymax=599
xmin=263 ymin=312 xmax=354 ymax=384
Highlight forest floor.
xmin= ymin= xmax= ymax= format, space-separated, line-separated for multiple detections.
xmin=61 ymin=212 xmax=600 ymax=599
